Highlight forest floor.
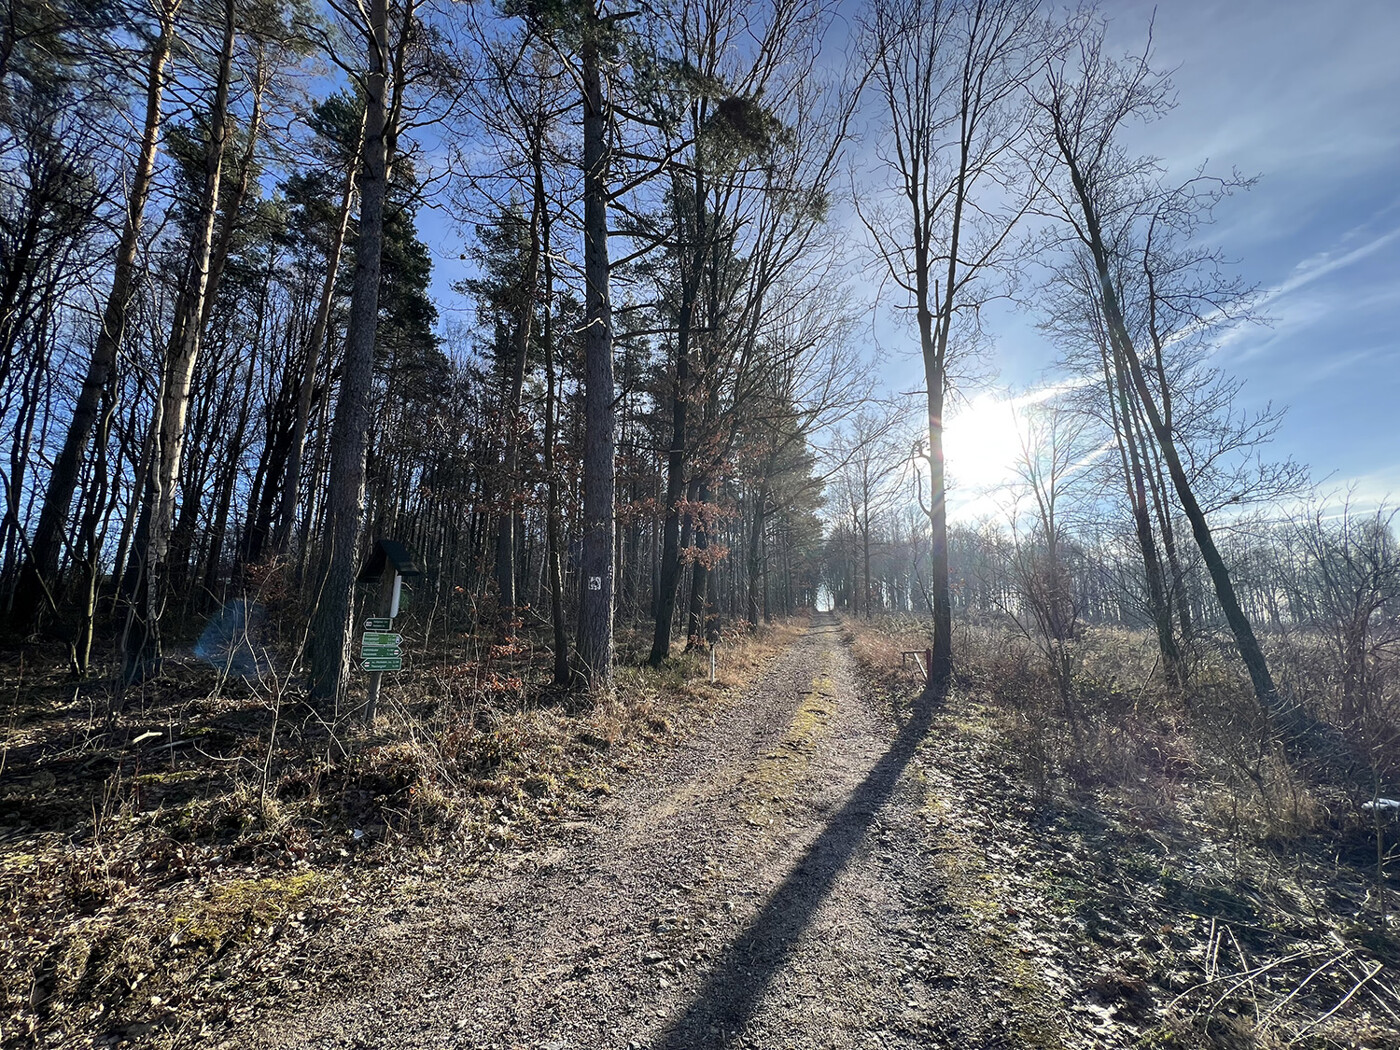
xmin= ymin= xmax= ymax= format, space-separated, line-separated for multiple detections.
xmin=234 ymin=610 xmax=1013 ymax=1050
xmin=4 ymin=613 xmax=1398 ymax=1048
xmin=0 ymin=616 xmax=798 ymax=1048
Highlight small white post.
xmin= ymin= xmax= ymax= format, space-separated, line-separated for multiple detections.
xmin=710 ymin=644 xmax=716 ymax=683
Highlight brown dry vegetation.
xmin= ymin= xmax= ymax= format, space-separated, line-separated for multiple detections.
xmin=0 ymin=617 xmax=804 ymax=1049
xmin=848 ymin=616 xmax=1399 ymax=1049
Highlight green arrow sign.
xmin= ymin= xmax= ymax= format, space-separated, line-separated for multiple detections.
xmin=360 ymin=645 xmax=401 ymax=659
xmin=363 ymin=657 xmax=402 ymax=672
xmin=361 ymin=632 xmax=401 ymax=647
xmin=364 ymin=617 xmax=393 ymax=631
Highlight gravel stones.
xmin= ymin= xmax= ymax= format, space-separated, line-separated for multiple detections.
xmin=240 ymin=614 xmax=1006 ymax=1050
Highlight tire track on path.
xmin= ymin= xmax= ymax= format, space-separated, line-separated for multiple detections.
xmin=249 ymin=614 xmax=1011 ymax=1050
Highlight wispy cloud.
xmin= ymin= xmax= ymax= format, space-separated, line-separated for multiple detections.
xmin=1208 ymin=222 xmax=1400 ymax=357
xmin=1243 ymin=468 xmax=1400 ymax=526
xmin=1301 ymin=347 xmax=1376 ymax=384
xmin=1313 ymin=467 xmax=1400 ymax=516
xmin=1266 ymin=226 xmax=1400 ymax=303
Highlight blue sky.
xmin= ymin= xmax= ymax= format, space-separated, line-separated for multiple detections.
xmin=923 ymin=0 xmax=1400 ymax=511
xmin=1111 ymin=0 xmax=1399 ymax=506
xmin=421 ymin=0 xmax=1400 ymax=511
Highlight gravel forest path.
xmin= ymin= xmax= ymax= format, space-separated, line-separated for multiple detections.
xmin=250 ymin=614 xmax=1017 ymax=1050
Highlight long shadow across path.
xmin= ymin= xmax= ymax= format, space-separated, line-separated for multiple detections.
xmin=660 ymin=617 xmax=937 ymax=1047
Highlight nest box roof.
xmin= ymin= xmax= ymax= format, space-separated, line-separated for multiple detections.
xmin=357 ymin=538 xmax=423 ymax=581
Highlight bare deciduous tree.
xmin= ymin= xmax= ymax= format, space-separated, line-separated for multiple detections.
xmin=858 ymin=0 xmax=1043 ymax=695
xmin=1029 ymin=18 xmax=1293 ymax=731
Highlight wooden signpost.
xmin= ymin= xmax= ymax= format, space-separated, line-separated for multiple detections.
xmin=356 ymin=539 xmax=423 ymax=723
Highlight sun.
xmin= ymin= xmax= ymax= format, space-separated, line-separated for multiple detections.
xmin=940 ymin=384 xmax=1083 ymax=519
xmin=943 ymin=392 xmax=1025 ymax=498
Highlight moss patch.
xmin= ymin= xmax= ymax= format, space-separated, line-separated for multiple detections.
xmin=739 ymin=659 xmax=838 ymax=822
xmin=174 ymin=872 xmax=328 ymax=949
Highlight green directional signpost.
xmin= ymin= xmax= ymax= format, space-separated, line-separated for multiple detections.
xmin=355 ymin=539 xmax=423 ymax=723
xmin=360 ymin=632 xmax=402 ymax=671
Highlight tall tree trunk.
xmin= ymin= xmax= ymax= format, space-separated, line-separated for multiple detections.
xmin=494 ymin=192 xmax=541 ymax=623
xmin=649 ymin=346 xmax=690 ymax=664
xmin=73 ymin=394 xmax=121 ymax=675
xmin=1064 ymin=152 xmax=1286 ymax=726
xmin=122 ymin=0 xmax=235 ymax=680
xmin=202 ymin=363 xmax=256 ymax=605
xmin=271 ymin=122 xmax=362 ymax=559
xmin=166 ymin=359 xmax=219 ymax=600
xmin=575 ymin=9 xmax=615 ymax=690
xmin=1138 ymin=410 xmax=1193 ymax=642
xmin=746 ymin=479 xmax=768 ymax=629
xmin=238 ymin=387 xmax=289 ymax=568
xmin=861 ymin=468 xmax=873 ymax=618
xmin=534 ymin=162 xmax=569 ymax=686
xmin=295 ymin=388 xmax=332 ymax=581
xmin=920 ymin=344 xmax=952 ymax=694
xmin=648 ymin=170 xmax=707 ymax=666
xmin=684 ymin=478 xmax=710 ymax=648
xmin=168 ymin=51 xmax=267 ymax=604
xmin=1099 ymin=325 xmax=1182 ymax=689
xmin=1141 ymin=225 xmax=1196 ymax=644
xmin=308 ymin=0 xmax=399 ymax=707
xmin=12 ymin=0 xmax=177 ymax=628
xmin=203 ymin=262 xmax=272 ymax=603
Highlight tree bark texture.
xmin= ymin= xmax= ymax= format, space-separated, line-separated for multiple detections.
xmin=574 ymin=11 xmax=616 ymax=690
xmin=308 ymin=0 xmax=393 ymax=706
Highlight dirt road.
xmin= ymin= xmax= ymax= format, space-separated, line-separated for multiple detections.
xmin=249 ymin=614 xmax=1016 ymax=1049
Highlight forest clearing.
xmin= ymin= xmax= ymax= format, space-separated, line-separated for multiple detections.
xmin=0 ymin=0 xmax=1397 ymax=1045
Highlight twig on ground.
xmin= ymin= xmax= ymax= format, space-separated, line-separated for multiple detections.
xmin=1288 ymin=962 xmax=1384 ymax=1042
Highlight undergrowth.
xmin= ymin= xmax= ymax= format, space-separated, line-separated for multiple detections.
xmin=0 ymin=616 xmax=803 ymax=1048
xmin=846 ymin=613 xmax=1399 ymax=1049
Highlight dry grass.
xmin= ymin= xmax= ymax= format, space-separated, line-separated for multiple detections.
xmin=848 ymin=615 xmax=1336 ymax=842
xmin=845 ymin=612 xmax=1400 ymax=1049
xmin=0 ymin=616 xmax=805 ymax=1049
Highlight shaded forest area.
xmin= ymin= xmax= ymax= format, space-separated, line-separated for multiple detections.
xmin=0 ymin=0 xmax=1396 ymax=1044
xmin=0 ymin=0 xmax=845 ymax=697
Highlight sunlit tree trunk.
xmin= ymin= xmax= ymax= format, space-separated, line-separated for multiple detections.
xmin=123 ymin=0 xmax=236 ymax=680
xmin=13 ymin=0 xmax=178 ymax=630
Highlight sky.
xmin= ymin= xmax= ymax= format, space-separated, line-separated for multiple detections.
xmin=419 ymin=0 xmax=1400 ymax=521
xmin=923 ymin=0 xmax=1400 ymax=518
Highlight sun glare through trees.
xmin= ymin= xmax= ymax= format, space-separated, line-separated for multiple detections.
xmin=1 ymin=0 xmax=1397 ymax=1044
